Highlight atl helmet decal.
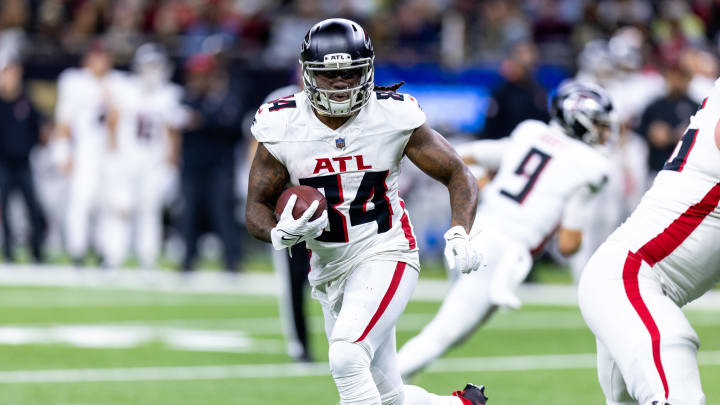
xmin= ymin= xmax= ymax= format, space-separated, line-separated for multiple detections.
xmin=324 ymin=53 xmax=352 ymax=65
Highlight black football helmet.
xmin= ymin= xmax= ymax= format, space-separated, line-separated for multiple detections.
xmin=300 ymin=18 xmax=374 ymax=116
xmin=549 ymin=81 xmax=616 ymax=145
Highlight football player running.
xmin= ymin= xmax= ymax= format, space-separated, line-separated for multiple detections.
xmin=99 ymin=43 xmax=183 ymax=268
xmin=397 ymin=82 xmax=613 ymax=381
xmin=578 ymin=75 xmax=720 ymax=405
xmin=246 ymin=19 xmax=487 ymax=405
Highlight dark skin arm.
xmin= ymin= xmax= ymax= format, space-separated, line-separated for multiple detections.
xmin=245 ymin=143 xmax=290 ymax=242
xmin=404 ymin=123 xmax=479 ymax=233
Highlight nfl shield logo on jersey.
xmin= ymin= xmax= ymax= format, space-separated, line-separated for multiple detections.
xmin=335 ymin=137 xmax=346 ymax=150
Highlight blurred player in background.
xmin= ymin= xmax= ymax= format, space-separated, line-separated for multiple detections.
xmin=257 ymin=68 xmax=315 ymax=362
xmin=569 ymin=33 xmax=653 ymax=281
xmin=54 ymin=41 xmax=125 ymax=266
xmin=99 ymin=43 xmax=183 ymax=269
xmin=398 ymin=81 xmax=613 ymax=380
xmin=578 ymin=78 xmax=720 ymax=405
xmin=0 ymin=50 xmax=46 ymax=263
xmin=246 ymin=18 xmax=488 ymax=405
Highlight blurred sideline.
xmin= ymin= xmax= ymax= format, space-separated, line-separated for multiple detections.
xmin=2 ymin=264 xmax=720 ymax=311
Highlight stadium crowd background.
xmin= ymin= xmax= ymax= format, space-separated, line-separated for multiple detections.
xmin=1 ymin=0 xmax=720 ymax=274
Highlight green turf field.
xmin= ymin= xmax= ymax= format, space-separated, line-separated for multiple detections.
xmin=2 ymin=280 xmax=720 ymax=404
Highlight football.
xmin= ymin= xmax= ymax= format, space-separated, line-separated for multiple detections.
xmin=274 ymin=185 xmax=327 ymax=221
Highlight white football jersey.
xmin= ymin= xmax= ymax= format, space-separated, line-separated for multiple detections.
xmin=462 ymin=120 xmax=610 ymax=253
xmin=608 ymin=80 xmax=720 ymax=306
xmin=114 ymin=78 xmax=184 ymax=165
xmin=251 ymin=91 xmax=425 ymax=286
xmin=55 ymin=68 xmax=127 ymax=156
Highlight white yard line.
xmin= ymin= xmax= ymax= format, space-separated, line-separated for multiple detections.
xmin=0 ymin=325 xmax=286 ymax=354
xmin=3 ymin=351 xmax=720 ymax=384
xmin=2 ymin=264 xmax=720 ymax=310
xmin=4 ymin=309 xmax=720 ymax=333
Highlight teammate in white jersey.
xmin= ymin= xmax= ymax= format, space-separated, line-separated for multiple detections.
xmin=397 ymin=81 xmax=613 ymax=380
xmin=54 ymin=42 xmax=126 ymax=265
xmin=579 ymin=82 xmax=720 ymax=405
xmin=100 ymin=43 xmax=183 ymax=268
xmin=246 ymin=19 xmax=487 ymax=405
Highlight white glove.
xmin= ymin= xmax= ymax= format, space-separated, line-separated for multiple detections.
xmin=270 ymin=194 xmax=329 ymax=250
xmin=443 ymin=225 xmax=484 ymax=274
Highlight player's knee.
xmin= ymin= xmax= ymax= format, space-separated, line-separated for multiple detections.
xmin=328 ymin=340 xmax=371 ymax=379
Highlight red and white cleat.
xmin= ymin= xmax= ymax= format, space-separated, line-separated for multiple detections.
xmin=452 ymin=383 xmax=488 ymax=405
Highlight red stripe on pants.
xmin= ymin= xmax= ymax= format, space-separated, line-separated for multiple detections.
xmin=355 ymin=262 xmax=406 ymax=342
xmin=622 ymin=182 xmax=720 ymax=400
xmin=623 ymin=251 xmax=669 ymax=399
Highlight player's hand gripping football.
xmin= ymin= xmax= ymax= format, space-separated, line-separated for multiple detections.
xmin=443 ymin=226 xmax=484 ymax=274
xmin=270 ymin=194 xmax=329 ymax=250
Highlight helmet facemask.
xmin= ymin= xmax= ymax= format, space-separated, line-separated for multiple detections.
xmin=301 ymin=54 xmax=374 ymax=117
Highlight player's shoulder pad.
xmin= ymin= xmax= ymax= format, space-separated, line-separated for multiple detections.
xmin=57 ymin=68 xmax=84 ymax=88
xmin=155 ymin=82 xmax=184 ymax=103
xmin=509 ymin=119 xmax=548 ymax=142
xmin=166 ymin=82 xmax=184 ymax=100
xmin=107 ymin=70 xmax=133 ymax=91
xmin=370 ymin=90 xmax=426 ymax=131
xmin=251 ymin=92 xmax=305 ymax=143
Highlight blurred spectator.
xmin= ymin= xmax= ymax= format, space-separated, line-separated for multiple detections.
xmin=61 ymin=1 xmax=104 ymax=54
xmin=180 ymin=0 xmax=240 ymax=57
xmin=570 ymin=2 xmax=606 ymax=49
xmin=530 ymin=0 xmax=580 ymax=65
xmin=0 ymin=0 xmax=28 ymax=59
xmin=638 ymin=63 xmax=697 ymax=175
xmin=680 ymin=46 xmax=719 ymax=104
xmin=467 ymin=0 xmax=529 ymax=64
xmin=0 ymin=52 xmax=46 ymax=263
xmin=105 ymin=0 xmax=145 ymax=63
xmin=596 ymin=0 xmax=653 ymax=29
xmin=651 ymin=0 xmax=706 ymax=66
xmin=263 ymin=0 xmax=322 ymax=66
xmin=480 ymin=41 xmax=549 ymax=139
xmin=179 ymin=53 xmax=243 ymax=272
xmin=391 ymin=0 xmax=442 ymax=64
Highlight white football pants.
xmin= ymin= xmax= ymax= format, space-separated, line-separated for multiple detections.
xmin=66 ymin=153 xmax=101 ymax=260
xmin=319 ymin=259 xmax=464 ymax=405
xmin=579 ymin=240 xmax=705 ymax=405
xmin=99 ymin=158 xmax=170 ymax=268
xmin=397 ymin=231 xmax=532 ymax=380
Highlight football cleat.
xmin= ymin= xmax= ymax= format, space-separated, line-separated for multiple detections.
xmin=452 ymin=383 xmax=488 ymax=405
